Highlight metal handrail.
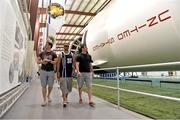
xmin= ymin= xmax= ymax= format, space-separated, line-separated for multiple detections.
xmin=0 ymin=85 xmax=23 ymax=106
xmin=0 ymin=84 xmax=21 ymax=103
xmin=93 ymin=66 xmax=180 ymax=108
xmin=93 ymin=61 xmax=180 ymax=71
xmin=93 ymin=84 xmax=180 ymax=102
xmin=0 ymin=83 xmax=29 ymax=118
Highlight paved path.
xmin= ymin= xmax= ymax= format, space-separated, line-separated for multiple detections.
xmin=3 ymin=79 xmax=151 ymax=119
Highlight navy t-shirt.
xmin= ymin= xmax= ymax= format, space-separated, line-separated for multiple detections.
xmin=76 ymin=53 xmax=93 ymax=72
xmin=59 ymin=52 xmax=73 ymax=77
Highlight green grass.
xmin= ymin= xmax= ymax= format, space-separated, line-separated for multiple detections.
xmin=92 ymin=86 xmax=180 ymax=119
xmin=93 ymin=79 xmax=180 ymax=98
xmin=73 ymin=79 xmax=180 ymax=119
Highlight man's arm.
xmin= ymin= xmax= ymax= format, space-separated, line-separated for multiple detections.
xmin=50 ymin=53 xmax=58 ymax=65
xmin=76 ymin=62 xmax=80 ymax=74
xmin=50 ymin=57 xmax=58 ymax=65
xmin=57 ymin=55 xmax=61 ymax=79
xmin=37 ymin=56 xmax=48 ymax=65
xmin=37 ymin=56 xmax=42 ymax=64
xmin=76 ymin=62 xmax=81 ymax=79
xmin=75 ymin=55 xmax=81 ymax=78
xmin=89 ymin=55 xmax=93 ymax=72
xmin=90 ymin=62 xmax=93 ymax=72
xmin=72 ymin=55 xmax=76 ymax=74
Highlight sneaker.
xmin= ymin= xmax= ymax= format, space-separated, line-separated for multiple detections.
xmin=89 ymin=102 xmax=95 ymax=107
xmin=63 ymin=102 xmax=67 ymax=108
xmin=41 ymin=101 xmax=47 ymax=107
xmin=79 ymin=99 xmax=83 ymax=104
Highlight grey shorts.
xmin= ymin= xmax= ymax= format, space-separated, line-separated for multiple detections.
xmin=40 ymin=70 xmax=55 ymax=87
xmin=59 ymin=77 xmax=72 ymax=94
xmin=77 ymin=72 xmax=92 ymax=88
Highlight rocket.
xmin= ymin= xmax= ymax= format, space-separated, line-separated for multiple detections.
xmin=80 ymin=0 xmax=180 ymax=71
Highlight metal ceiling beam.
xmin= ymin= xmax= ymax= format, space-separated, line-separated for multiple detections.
xmin=65 ymin=10 xmax=96 ymax=16
xmin=63 ymin=0 xmax=84 ymax=36
xmin=57 ymin=41 xmax=71 ymax=43
xmin=56 ymin=39 xmax=74 ymax=41
xmin=63 ymin=0 xmax=92 ymax=38
xmin=56 ymin=42 xmax=69 ymax=45
xmin=56 ymin=46 xmax=64 ymax=48
xmin=56 ymin=46 xmax=63 ymax=47
xmin=38 ymin=8 xmax=96 ymax=16
xmin=62 ymin=24 xmax=85 ymax=28
xmin=97 ymin=0 xmax=111 ymax=13
xmin=56 ymin=44 xmax=64 ymax=46
xmin=69 ymin=0 xmax=110 ymax=38
xmin=56 ymin=33 xmax=83 ymax=36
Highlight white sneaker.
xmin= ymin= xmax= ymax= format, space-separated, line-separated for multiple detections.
xmin=63 ymin=102 xmax=67 ymax=108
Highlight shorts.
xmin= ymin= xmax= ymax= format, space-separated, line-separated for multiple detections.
xmin=59 ymin=77 xmax=72 ymax=94
xmin=77 ymin=72 xmax=92 ymax=88
xmin=40 ymin=70 xmax=55 ymax=87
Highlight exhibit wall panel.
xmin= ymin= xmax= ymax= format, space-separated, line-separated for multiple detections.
xmin=0 ymin=0 xmax=28 ymax=95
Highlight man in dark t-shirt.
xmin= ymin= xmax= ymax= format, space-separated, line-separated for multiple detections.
xmin=76 ymin=44 xmax=95 ymax=107
xmin=37 ymin=39 xmax=57 ymax=106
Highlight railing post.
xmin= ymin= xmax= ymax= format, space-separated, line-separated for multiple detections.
xmin=116 ymin=67 xmax=120 ymax=108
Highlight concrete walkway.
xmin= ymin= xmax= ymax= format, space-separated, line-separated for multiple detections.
xmin=3 ymin=79 xmax=151 ymax=119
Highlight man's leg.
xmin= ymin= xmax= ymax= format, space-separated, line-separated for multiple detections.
xmin=60 ymin=78 xmax=68 ymax=107
xmin=47 ymin=86 xmax=53 ymax=102
xmin=86 ymin=72 xmax=95 ymax=106
xmin=66 ymin=78 xmax=72 ymax=103
xmin=42 ymin=87 xmax=47 ymax=105
xmin=65 ymin=93 xmax=68 ymax=103
xmin=77 ymin=74 xmax=84 ymax=103
xmin=78 ymin=87 xmax=83 ymax=103
xmin=88 ymin=88 xmax=95 ymax=107
xmin=40 ymin=70 xmax=48 ymax=106
xmin=62 ymin=93 xmax=67 ymax=107
xmin=47 ymin=71 xmax=55 ymax=102
xmin=87 ymin=87 xmax=92 ymax=103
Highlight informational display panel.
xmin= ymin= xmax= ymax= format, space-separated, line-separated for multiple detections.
xmin=0 ymin=0 xmax=28 ymax=95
